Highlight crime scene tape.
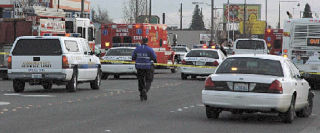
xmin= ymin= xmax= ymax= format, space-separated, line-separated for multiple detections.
xmin=300 ymin=71 xmax=320 ymax=75
xmin=100 ymin=60 xmax=217 ymax=69
xmin=0 ymin=52 xmax=9 ymax=55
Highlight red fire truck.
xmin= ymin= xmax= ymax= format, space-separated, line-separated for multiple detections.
xmin=100 ymin=23 xmax=176 ymax=72
xmin=264 ymin=28 xmax=283 ymax=55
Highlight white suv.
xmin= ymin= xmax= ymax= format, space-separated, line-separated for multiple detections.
xmin=8 ymin=36 xmax=101 ymax=92
xmin=233 ymin=38 xmax=268 ymax=55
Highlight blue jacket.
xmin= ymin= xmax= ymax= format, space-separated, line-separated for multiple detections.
xmin=132 ymin=44 xmax=157 ymax=69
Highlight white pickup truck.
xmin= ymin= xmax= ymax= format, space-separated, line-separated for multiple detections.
xmin=8 ymin=36 xmax=101 ymax=92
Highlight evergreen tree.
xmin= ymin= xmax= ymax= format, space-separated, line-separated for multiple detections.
xmin=190 ymin=5 xmax=205 ymax=30
xmin=303 ymin=3 xmax=313 ymax=18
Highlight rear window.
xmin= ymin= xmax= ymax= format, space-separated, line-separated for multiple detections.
xmin=106 ymin=49 xmax=134 ymax=56
xmin=172 ymin=47 xmax=187 ymax=52
xmin=236 ymin=40 xmax=265 ymax=49
xmin=12 ymin=39 xmax=62 ymax=55
xmin=186 ymin=50 xmax=219 ymax=59
xmin=216 ymin=57 xmax=283 ymax=77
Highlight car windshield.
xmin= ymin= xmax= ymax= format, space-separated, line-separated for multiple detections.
xmin=216 ymin=57 xmax=283 ymax=77
xmin=12 ymin=39 xmax=62 ymax=55
xmin=172 ymin=47 xmax=187 ymax=52
xmin=186 ymin=50 xmax=219 ymax=59
xmin=106 ymin=48 xmax=134 ymax=56
xmin=236 ymin=40 xmax=265 ymax=49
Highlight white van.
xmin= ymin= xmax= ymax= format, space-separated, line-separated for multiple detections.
xmin=233 ymin=38 xmax=268 ymax=54
xmin=8 ymin=36 xmax=101 ymax=92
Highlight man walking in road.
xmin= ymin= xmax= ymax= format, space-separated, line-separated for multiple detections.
xmin=132 ymin=38 xmax=157 ymax=101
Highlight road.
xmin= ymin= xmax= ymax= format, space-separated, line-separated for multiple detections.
xmin=0 ymin=70 xmax=319 ymax=133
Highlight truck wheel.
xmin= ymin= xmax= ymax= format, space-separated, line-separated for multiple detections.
xmin=90 ymin=69 xmax=101 ymax=90
xmin=181 ymin=73 xmax=187 ymax=80
xmin=296 ymin=92 xmax=314 ymax=117
xmin=206 ymin=106 xmax=220 ymax=119
xmin=280 ymin=95 xmax=295 ymax=123
xmin=13 ymin=80 xmax=25 ymax=93
xmin=66 ymin=69 xmax=78 ymax=92
xmin=42 ymin=82 xmax=53 ymax=90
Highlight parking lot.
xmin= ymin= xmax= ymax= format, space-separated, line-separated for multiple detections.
xmin=0 ymin=69 xmax=319 ymax=133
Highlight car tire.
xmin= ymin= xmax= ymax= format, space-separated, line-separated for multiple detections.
xmin=101 ymin=73 xmax=109 ymax=80
xmin=114 ymin=75 xmax=120 ymax=79
xmin=191 ymin=75 xmax=197 ymax=79
xmin=296 ymin=91 xmax=314 ymax=118
xmin=66 ymin=69 xmax=78 ymax=92
xmin=280 ymin=95 xmax=295 ymax=123
xmin=13 ymin=79 xmax=25 ymax=93
xmin=42 ymin=82 xmax=53 ymax=90
xmin=181 ymin=73 xmax=187 ymax=80
xmin=206 ymin=106 xmax=220 ymax=119
xmin=90 ymin=69 xmax=101 ymax=90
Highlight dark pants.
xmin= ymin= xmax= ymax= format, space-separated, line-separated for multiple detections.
xmin=137 ymin=67 xmax=154 ymax=97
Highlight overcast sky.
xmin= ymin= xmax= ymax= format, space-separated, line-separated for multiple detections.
xmin=90 ymin=0 xmax=319 ymax=29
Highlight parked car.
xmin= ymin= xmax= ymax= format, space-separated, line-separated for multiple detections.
xmin=233 ymin=38 xmax=268 ymax=55
xmin=101 ymin=47 xmax=136 ymax=79
xmin=8 ymin=36 xmax=101 ymax=92
xmin=180 ymin=48 xmax=226 ymax=79
xmin=202 ymin=54 xmax=314 ymax=123
xmin=172 ymin=45 xmax=190 ymax=63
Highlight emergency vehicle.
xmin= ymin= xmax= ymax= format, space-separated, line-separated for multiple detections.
xmin=282 ymin=18 xmax=320 ymax=89
xmin=264 ymin=29 xmax=283 ymax=55
xmin=66 ymin=17 xmax=95 ymax=52
xmin=100 ymin=23 xmax=176 ymax=73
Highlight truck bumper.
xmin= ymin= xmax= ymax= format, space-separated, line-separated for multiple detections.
xmin=8 ymin=73 xmax=66 ymax=80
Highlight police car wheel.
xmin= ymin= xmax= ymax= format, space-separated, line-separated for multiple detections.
xmin=170 ymin=68 xmax=176 ymax=73
xmin=280 ymin=95 xmax=295 ymax=123
xmin=191 ymin=75 xmax=197 ymax=79
xmin=66 ymin=69 xmax=78 ymax=92
xmin=206 ymin=106 xmax=220 ymax=119
xmin=181 ymin=73 xmax=187 ymax=80
xmin=91 ymin=69 xmax=101 ymax=90
xmin=101 ymin=73 xmax=109 ymax=80
xmin=13 ymin=80 xmax=25 ymax=93
xmin=296 ymin=91 xmax=313 ymax=118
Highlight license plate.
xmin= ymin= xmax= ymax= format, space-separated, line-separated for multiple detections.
xmin=234 ymin=83 xmax=249 ymax=92
xmin=32 ymin=74 xmax=42 ymax=79
xmin=196 ymin=61 xmax=206 ymax=66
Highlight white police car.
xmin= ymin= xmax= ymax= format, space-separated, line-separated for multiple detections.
xmin=101 ymin=46 xmax=137 ymax=79
xmin=8 ymin=36 xmax=101 ymax=92
xmin=180 ymin=48 xmax=226 ymax=79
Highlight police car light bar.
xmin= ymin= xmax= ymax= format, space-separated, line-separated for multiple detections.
xmin=113 ymin=43 xmax=141 ymax=47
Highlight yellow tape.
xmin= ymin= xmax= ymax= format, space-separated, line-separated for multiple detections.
xmin=300 ymin=72 xmax=320 ymax=75
xmin=100 ymin=60 xmax=217 ymax=69
xmin=0 ymin=52 xmax=9 ymax=55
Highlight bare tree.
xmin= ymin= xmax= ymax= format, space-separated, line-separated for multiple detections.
xmin=92 ymin=6 xmax=112 ymax=24
xmin=122 ymin=0 xmax=147 ymax=24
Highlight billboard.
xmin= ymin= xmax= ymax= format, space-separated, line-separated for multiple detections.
xmin=52 ymin=0 xmax=90 ymax=12
xmin=239 ymin=14 xmax=266 ymax=35
xmin=223 ymin=4 xmax=261 ymax=23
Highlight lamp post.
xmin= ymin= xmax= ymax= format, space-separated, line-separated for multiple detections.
xmin=278 ymin=1 xmax=299 ymax=29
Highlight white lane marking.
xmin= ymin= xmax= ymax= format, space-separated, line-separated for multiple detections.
xmin=177 ymin=108 xmax=183 ymax=112
xmin=4 ymin=93 xmax=21 ymax=96
xmin=170 ymin=111 xmax=175 ymax=113
xmin=0 ymin=102 xmax=10 ymax=106
xmin=197 ymin=104 xmax=204 ymax=107
xmin=21 ymin=95 xmax=55 ymax=98
xmin=105 ymin=130 xmax=111 ymax=132
xmin=183 ymin=107 xmax=189 ymax=109
xmin=189 ymin=105 xmax=195 ymax=108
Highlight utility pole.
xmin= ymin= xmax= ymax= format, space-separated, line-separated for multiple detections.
xmin=81 ymin=0 xmax=84 ymax=18
xmin=135 ymin=0 xmax=138 ymax=23
xmin=210 ymin=0 xmax=214 ymax=44
xmin=265 ymin=0 xmax=267 ymax=28
xmin=243 ymin=0 xmax=247 ymax=37
xmin=149 ymin=0 xmax=152 ymax=23
xmin=180 ymin=3 xmax=183 ymax=30
xmin=146 ymin=0 xmax=148 ymax=16
xmin=227 ymin=0 xmax=230 ymax=41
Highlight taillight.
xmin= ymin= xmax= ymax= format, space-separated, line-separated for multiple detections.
xmin=8 ymin=56 xmax=12 ymax=69
xmin=181 ymin=59 xmax=186 ymax=65
xmin=62 ymin=56 xmax=69 ymax=69
xmin=205 ymin=77 xmax=215 ymax=90
xmin=212 ymin=61 xmax=219 ymax=66
xmin=268 ymin=80 xmax=283 ymax=93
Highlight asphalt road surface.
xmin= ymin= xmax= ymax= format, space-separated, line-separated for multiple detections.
xmin=0 ymin=70 xmax=319 ymax=133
